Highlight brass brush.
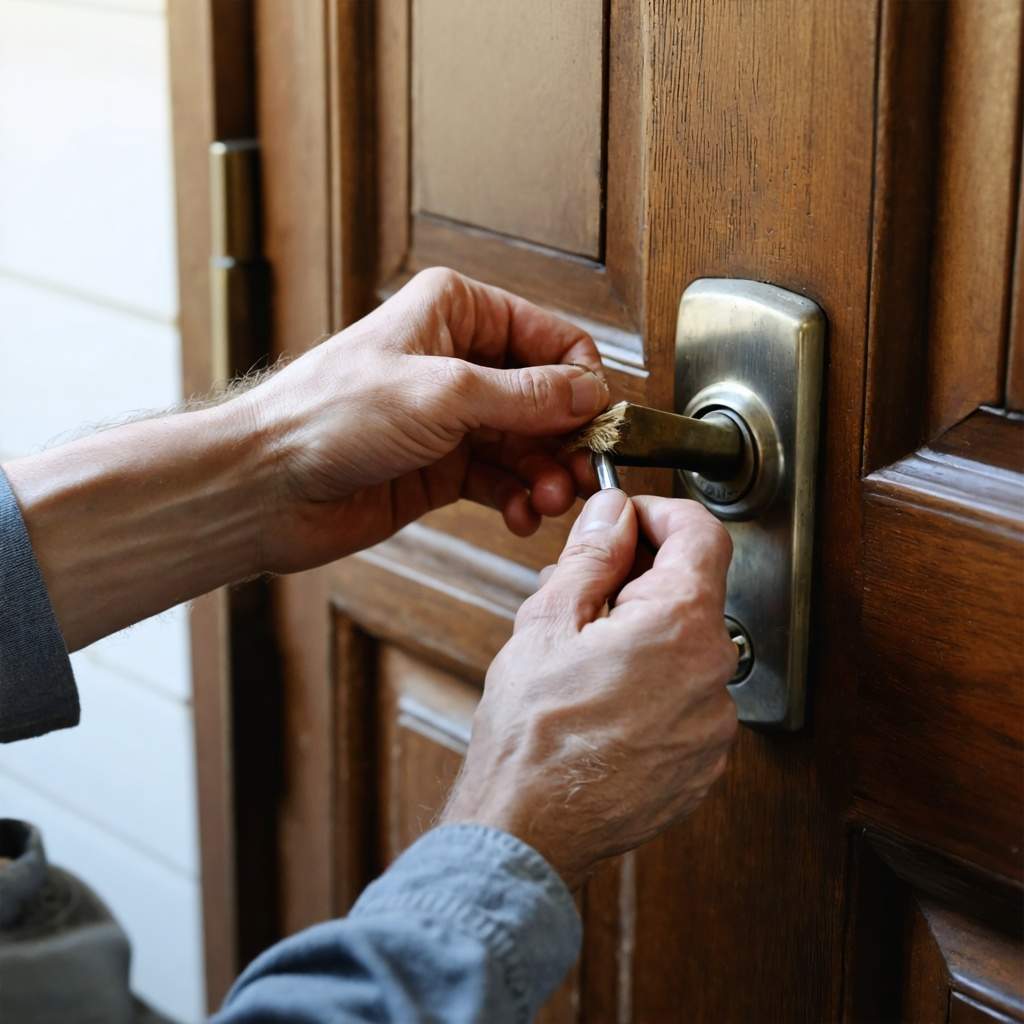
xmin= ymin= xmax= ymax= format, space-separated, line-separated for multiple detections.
xmin=567 ymin=401 xmax=745 ymax=482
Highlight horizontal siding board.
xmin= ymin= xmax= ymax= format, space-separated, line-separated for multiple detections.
xmin=0 ymin=653 xmax=199 ymax=874
xmin=0 ymin=276 xmax=180 ymax=456
xmin=0 ymin=0 xmax=177 ymax=317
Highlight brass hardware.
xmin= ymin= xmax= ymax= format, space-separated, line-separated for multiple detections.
xmin=680 ymin=383 xmax=782 ymax=519
xmin=676 ymin=279 xmax=825 ymax=730
xmin=578 ymin=401 xmax=745 ymax=480
xmin=209 ymin=140 xmax=267 ymax=386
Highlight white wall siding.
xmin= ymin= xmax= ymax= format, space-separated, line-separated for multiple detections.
xmin=0 ymin=0 xmax=177 ymax=319
xmin=0 ymin=0 xmax=204 ymax=1020
xmin=0 ymin=653 xmax=200 ymax=875
xmin=0 ymin=276 xmax=181 ymax=456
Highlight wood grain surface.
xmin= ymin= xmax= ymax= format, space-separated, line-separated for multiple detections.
xmin=860 ymin=437 xmax=1024 ymax=880
xmin=169 ymin=0 xmax=276 ymax=1007
xmin=412 ymin=0 xmax=604 ymax=257
xmin=194 ymin=1 xmax=1024 ymax=1021
xmin=925 ymin=0 xmax=1023 ymax=437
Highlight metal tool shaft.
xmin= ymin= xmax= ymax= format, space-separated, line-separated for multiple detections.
xmin=592 ymin=451 xmax=621 ymax=490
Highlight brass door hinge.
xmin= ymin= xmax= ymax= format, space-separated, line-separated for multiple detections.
xmin=210 ymin=139 xmax=268 ymax=385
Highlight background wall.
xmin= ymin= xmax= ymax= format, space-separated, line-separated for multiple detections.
xmin=0 ymin=0 xmax=204 ymax=1020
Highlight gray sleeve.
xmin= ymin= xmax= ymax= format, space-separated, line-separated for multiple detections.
xmin=0 ymin=467 xmax=79 ymax=742
xmin=215 ymin=824 xmax=582 ymax=1024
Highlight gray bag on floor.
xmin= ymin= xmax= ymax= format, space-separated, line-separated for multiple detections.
xmin=0 ymin=818 xmax=169 ymax=1024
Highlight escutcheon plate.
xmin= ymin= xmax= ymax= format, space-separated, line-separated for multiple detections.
xmin=675 ymin=279 xmax=825 ymax=730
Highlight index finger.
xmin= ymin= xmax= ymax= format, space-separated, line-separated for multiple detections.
xmin=427 ymin=268 xmax=603 ymax=373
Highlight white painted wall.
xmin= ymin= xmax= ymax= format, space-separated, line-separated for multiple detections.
xmin=0 ymin=1 xmax=204 ymax=1020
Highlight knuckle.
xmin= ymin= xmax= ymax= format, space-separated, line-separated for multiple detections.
xmin=675 ymin=501 xmax=734 ymax=559
xmin=516 ymin=587 xmax=565 ymax=630
xmin=706 ymin=517 xmax=733 ymax=561
xmin=437 ymin=356 xmax=475 ymax=395
xmin=414 ymin=358 xmax=476 ymax=419
xmin=414 ymin=266 xmax=462 ymax=296
xmin=715 ymin=698 xmax=740 ymax=747
xmin=513 ymin=366 xmax=555 ymax=413
xmin=635 ymin=590 xmax=723 ymax=649
xmin=651 ymin=590 xmax=721 ymax=646
xmin=560 ymin=538 xmax=616 ymax=574
xmin=720 ymin=638 xmax=741 ymax=683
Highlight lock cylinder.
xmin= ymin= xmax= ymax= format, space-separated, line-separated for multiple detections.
xmin=569 ymin=400 xmax=744 ymax=479
xmin=568 ymin=395 xmax=781 ymax=521
xmin=572 ymin=277 xmax=823 ymax=730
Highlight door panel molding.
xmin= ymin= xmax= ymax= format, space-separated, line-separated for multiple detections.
xmin=240 ymin=1 xmax=1024 ymax=1021
xmin=864 ymin=0 xmax=1024 ymax=471
xmin=844 ymin=830 xmax=1024 ymax=1022
xmin=376 ymin=0 xmax=646 ymax=369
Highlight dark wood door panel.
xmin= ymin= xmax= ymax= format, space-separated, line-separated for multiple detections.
xmin=857 ymin=423 xmax=1024 ymax=882
xmin=236 ymin=3 xmax=1024 ymax=1023
xmin=411 ymin=0 xmax=605 ymax=258
xmin=845 ymin=832 xmax=1024 ymax=1024
xmin=354 ymin=623 xmax=589 ymax=1021
xmin=951 ymin=992 xmax=1022 ymax=1024
xmin=377 ymin=644 xmax=475 ymax=860
xmin=331 ymin=522 xmax=534 ymax=680
xmin=378 ymin=640 xmax=597 ymax=1024
xmin=376 ymin=0 xmax=646 ymax=370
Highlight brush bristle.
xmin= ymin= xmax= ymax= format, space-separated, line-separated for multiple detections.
xmin=566 ymin=401 xmax=629 ymax=453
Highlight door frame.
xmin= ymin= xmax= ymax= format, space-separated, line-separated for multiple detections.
xmin=168 ymin=0 xmax=277 ymax=1009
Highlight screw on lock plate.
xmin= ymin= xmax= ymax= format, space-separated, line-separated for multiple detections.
xmin=725 ymin=616 xmax=754 ymax=684
xmin=676 ymin=278 xmax=825 ymax=730
xmin=573 ymin=279 xmax=824 ymax=730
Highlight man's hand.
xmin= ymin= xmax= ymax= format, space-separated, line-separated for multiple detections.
xmin=3 ymin=268 xmax=607 ymax=649
xmin=238 ymin=267 xmax=608 ymax=573
xmin=441 ymin=491 xmax=739 ymax=889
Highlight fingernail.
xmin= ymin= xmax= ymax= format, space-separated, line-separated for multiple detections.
xmin=569 ymin=367 xmax=608 ymax=417
xmin=578 ymin=488 xmax=628 ymax=533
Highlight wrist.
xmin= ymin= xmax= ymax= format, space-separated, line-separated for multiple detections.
xmin=203 ymin=395 xmax=288 ymax=576
xmin=440 ymin=782 xmax=587 ymax=891
xmin=3 ymin=402 xmax=274 ymax=650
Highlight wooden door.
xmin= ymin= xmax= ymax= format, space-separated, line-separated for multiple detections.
xmin=232 ymin=1 xmax=1024 ymax=1020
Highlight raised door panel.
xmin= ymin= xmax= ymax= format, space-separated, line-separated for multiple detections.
xmin=377 ymin=0 xmax=648 ymax=379
xmin=845 ymin=836 xmax=1024 ymax=1024
xmin=858 ymin=425 xmax=1024 ymax=881
xmin=847 ymin=1 xmax=1024 ymax=1016
xmin=923 ymin=0 xmax=1022 ymax=436
xmin=376 ymin=645 xmax=582 ymax=1022
xmin=412 ymin=0 xmax=604 ymax=258
xmin=252 ymin=2 xmax=1023 ymax=1022
xmin=333 ymin=591 xmax=585 ymax=1021
xmin=377 ymin=645 xmax=474 ymax=860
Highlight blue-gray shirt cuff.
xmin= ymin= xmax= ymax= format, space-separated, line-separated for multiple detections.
xmin=0 ymin=467 xmax=78 ymax=742
xmin=352 ymin=823 xmax=581 ymax=1018
xmin=219 ymin=824 xmax=581 ymax=1024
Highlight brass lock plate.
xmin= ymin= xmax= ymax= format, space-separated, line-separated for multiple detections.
xmin=675 ymin=279 xmax=825 ymax=730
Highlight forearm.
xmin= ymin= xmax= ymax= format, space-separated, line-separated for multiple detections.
xmin=1 ymin=401 xmax=274 ymax=651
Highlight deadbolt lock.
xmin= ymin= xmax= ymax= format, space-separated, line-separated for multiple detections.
xmin=676 ymin=279 xmax=825 ymax=730
xmin=576 ymin=279 xmax=824 ymax=727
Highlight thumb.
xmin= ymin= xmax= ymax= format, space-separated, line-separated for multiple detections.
xmin=516 ymin=489 xmax=637 ymax=634
xmin=459 ymin=362 xmax=609 ymax=435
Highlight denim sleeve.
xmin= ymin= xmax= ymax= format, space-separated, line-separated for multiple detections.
xmin=215 ymin=824 xmax=582 ymax=1024
xmin=0 ymin=467 xmax=79 ymax=743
